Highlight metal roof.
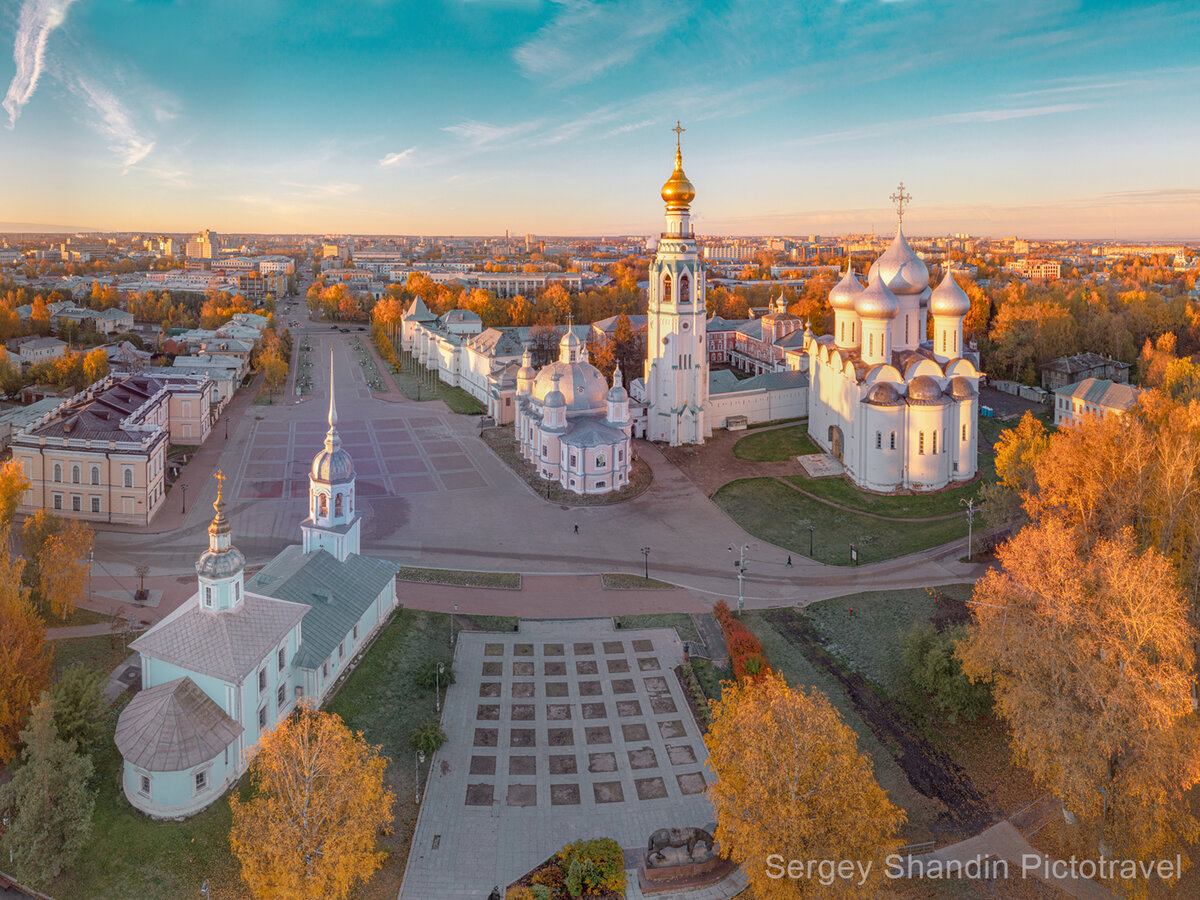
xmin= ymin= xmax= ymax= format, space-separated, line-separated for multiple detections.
xmin=131 ymin=592 xmax=308 ymax=683
xmin=247 ymin=546 xmax=399 ymax=671
xmin=115 ymin=677 xmax=243 ymax=771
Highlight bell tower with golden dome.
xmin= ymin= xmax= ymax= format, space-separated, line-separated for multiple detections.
xmin=641 ymin=123 xmax=709 ymax=446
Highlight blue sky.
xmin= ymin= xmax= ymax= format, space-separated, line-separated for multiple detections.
xmin=1 ymin=0 xmax=1198 ymax=238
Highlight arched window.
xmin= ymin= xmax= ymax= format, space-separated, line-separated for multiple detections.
xmin=72 ymin=464 xmax=80 ymax=484
xmin=662 ymin=273 xmax=673 ymax=303
xmin=348 ymin=489 xmax=353 ymax=513
xmin=679 ymin=273 xmax=690 ymax=304
xmin=123 ymin=468 xmax=133 ymax=488
xmin=91 ymin=465 xmax=100 ymax=485
xmin=53 ymin=463 xmax=61 ymax=483
xmin=334 ymin=494 xmax=343 ymax=517
xmin=318 ymin=493 xmax=328 ymax=517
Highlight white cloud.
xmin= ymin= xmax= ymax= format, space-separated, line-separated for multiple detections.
xmin=69 ymin=76 xmax=155 ymax=170
xmin=3 ymin=0 xmax=80 ymax=127
xmin=791 ymin=103 xmax=1089 ymax=147
xmin=379 ymin=147 xmax=417 ymax=167
xmin=443 ymin=118 xmax=542 ymax=146
xmin=513 ymin=0 xmax=683 ymax=86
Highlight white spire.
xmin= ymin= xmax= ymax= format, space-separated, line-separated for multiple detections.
xmin=328 ymin=348 xmax=337 ymax=429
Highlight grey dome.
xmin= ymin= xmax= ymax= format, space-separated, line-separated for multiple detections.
xmin=197 ymin=545 xmax=246 ymax=579
xmin=949 ymin=376 xmax=976 ymax=400
xmin=865 ymin=382 xmax=904 ymax=406
xmin=930 ymin=269 xmax=971 ymax=317
xmin=544 ymin=389 xmax=566 ymax=408
xmin=907 ymin=374 xmax=945 ymax=402
xmin=854 ymin=277 xmax=900 ymax=320
xmin=869 ymin=225 xmax=929 ymax=296
xmin=829 ymin=267 xmax=864 ymax=311
xmin=533 ymin=360 xmax=608 ymax=414
xmin=311 ymin=444 xmax=355 ymax=483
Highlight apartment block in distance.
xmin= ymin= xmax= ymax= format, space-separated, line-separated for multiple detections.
xmin=11 ymin=373 xmax=213 ymax=525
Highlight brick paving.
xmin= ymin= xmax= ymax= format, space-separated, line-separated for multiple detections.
xmin=399 ymin=620 xmax=717 ymax=899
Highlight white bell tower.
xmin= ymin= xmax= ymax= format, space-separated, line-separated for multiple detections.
xmin=301 ymin=352 xmax=361 ymax=561
xmin=644 ymin=122 xmax=709 ymax=446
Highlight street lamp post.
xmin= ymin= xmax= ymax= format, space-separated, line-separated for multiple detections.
xmin=641 ymin=547 xmax=650 ymax=581
xmin=807 ymin=523 xmax=815 ymax=557
xmin=415 ymin=750 xmax=426 ymax=803
xmin=729 ymin=544 xmax=749 ymax=614
xmin=962 ymin=498 xmax=977 ymax=560
xmin=436 ymin=662 xmax=444 ymax=713
xmin=180 ymin=483 xmax=188 ymax=514
xmin=451 ymin=603 xmax=458 ymax=647
xmin=225 ymin=416 xmax=229 ymax=440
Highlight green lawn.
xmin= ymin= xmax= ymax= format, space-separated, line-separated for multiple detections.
xmin=460 ymin=614 xmax=520 ymax=632
xmin=389 ymin=353 xmax=485 ymax=414
xmin=50 ymin=633 xmax=135 ymax=678
xmin=712 ymin=477 xmax=968 ymax=565
xmin=397 ymin=566 xmax=521 ymax=589
xmin=601 ymin=573 xmax=677 ymax=590
xmin=785 ymin=474 xmax=987 ymax=519
xmin=435 ymin=383 xmax=486 ymax=415
xmin=801 ymin=585 xmax=974 ymax=696
xmin=615 ymin=612 xmax=701 ymax=644
xmin=731 ymin=423 xmax=818 ymax=461
xmin=41 ymin=604 xmax=114 ymax=628
xmin=48 ymin=609 xmax=451 ymax=900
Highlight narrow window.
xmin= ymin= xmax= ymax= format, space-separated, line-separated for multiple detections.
xmin=72 ymin=495 xmax=81 ymax=512
xmin=662 ymin=273 xmax=672 ymax=303
xmin=352 ymin=624 xmax=359 ymax=642
xmin=234 ymin=582 xmax=240 ymax=602
xmin=53 ymin=494 xmax=62 ymax=510
xmin=839 ymin=321 xmax=844 ymax=342
xmin=890 ymin=432 xmax=896 ymax=450
xmin=259 ymin=667 xmax=267 ymax=693
xmin=942 ymin=331 xmax=946 ymax=352
xmin=53 ymin=463 xmax=61 ymax=483
xmin=338 ymin=641 xmax=344 ymax=660
xmin=258 ymin=706 xmax=267 ymax=729
xmin=277 ymin=683 xmax=286 ymax=710
xmin=194 ymin=770 xmax=207 ymax=793
xmin=123 ymin=468 xmax=133 ymax=488
xmin=905 ymin=316 xmax=910 ymax=343
xmin=139 ymin=774 xmax=151 ymax=797
xmin=962 ymin=424 xmax=966 ymax=441
xmin=875 ymin=431 xmax=881 ymax=450
xmin=91 ymin=496 xmax=100 ymax=513
xmin=334 ymin=494 xmax=343 ymax=517
xmin=869 ymin=334 xmax=874 ymax=357
xmin=72 ymin=464 xmax=80 ymax=484
xmin=932 ymin=431 xmax=938 ymax=455
xmin=278 ymin=646 xmax=286 ymax=671
xmin=318 ymin=493 xmax=328 ymax=516
xmin=91 ymin=465 xmax=100 ymax=484
xmin=953 ymin=332 xmax=958 ymax=353
xmin=322 ymin=660 xmax=329 ymax=680
xmin=919 ymin=432 xmax=925 ymax=454
xmin=680 ymin=273 xmax=690 ymax=303
xmin=204 ymin=586 xmax=213 ymax=608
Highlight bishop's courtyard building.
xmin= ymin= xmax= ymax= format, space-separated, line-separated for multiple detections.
xmin=114 ymin=360 xmax=398 ymax=818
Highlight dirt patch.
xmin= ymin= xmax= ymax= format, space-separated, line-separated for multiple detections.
xmin=765 ymin=609 xmax=994 ymax=835
xmin=929 ymin=589 xmax=972 ymax=631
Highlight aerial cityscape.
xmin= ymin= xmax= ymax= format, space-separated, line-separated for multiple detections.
xmin=0 ymin=2 xmax=1198 ymax=900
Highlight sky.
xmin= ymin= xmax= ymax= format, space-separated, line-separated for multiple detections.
xmin=1 ymin=0 xmax=1198 ymax=239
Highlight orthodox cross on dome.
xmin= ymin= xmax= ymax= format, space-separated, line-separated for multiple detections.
xmin=214 ymin=468 xmax=225 ymax=497
xmin=890 ymin=182 xmax=912 ymax=224
xmin=673 ymin=120 xmax=685 ymax=150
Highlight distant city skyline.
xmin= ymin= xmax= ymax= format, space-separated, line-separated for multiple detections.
xmin=1 ymin=1 xmax=1198 ymax=239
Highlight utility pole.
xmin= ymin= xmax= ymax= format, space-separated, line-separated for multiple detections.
xmin=962 ymin=497 xmax=977 ymax=561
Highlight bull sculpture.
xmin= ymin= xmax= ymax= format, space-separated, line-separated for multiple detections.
xmin=646 ymin=827 xmax=715 ymax=865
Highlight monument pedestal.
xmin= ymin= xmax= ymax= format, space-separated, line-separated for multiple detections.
xmin=638 ymin=853 xmax=736 ymax=894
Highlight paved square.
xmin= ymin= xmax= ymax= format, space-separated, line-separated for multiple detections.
xmin=400 ymin=621 xmax=714 ymax=899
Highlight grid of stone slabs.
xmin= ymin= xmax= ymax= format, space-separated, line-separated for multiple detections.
xmin=400 ymin=621 xmax=715 ymax=900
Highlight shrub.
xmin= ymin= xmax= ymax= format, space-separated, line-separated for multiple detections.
xmin=901 ymin=624 xmax=991 ymax=722
xmin=556 ymin=838 xmax=626 ymax=896
xmin=506 ymin=887 xmax=535 ymax=900
xmin=530 ymin=862 xmax=565 ymax=897
xmin=530 ymin=886 xmax=552 ymax=900
xmin=408 ymin=719 xmax=447 ymax=755
xmin=412 ymin=659 xmax=455 ymax=690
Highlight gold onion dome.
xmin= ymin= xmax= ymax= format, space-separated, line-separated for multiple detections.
xmin=661 ymin=146 xmax=695 ymax=207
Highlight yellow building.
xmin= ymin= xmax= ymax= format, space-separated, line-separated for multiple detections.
xmin=11 ymin=373 xmax=213 ymax=525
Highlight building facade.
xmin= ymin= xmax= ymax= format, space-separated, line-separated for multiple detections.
xmin=1053 ymin=378 xmax=1142 ymax=427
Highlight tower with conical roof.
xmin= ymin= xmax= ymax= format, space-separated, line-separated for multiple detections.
xmin=301 ymin=352 xmax=360 ymax=561
xmin=196 ymin=469 xmax=245 ymax=611
xmin=643 ymin=122 xmax=709 ymax=445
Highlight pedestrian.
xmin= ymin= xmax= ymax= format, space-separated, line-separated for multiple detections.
xmin=786 ymin=555 xmax=793 ymax=567
xmin=574 ymin=522 xmax=579 ymax=534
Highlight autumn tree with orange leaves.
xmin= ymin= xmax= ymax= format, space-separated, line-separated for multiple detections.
xmin=704 ymin=671 xmax=905 ymax=899
xmin=961 ymin=392 xmax=1200 ymax=890
xmin=0 ymin=461 xmax=51 ymax=766
xmin=230 ymin=702 xmax=395 ymax=900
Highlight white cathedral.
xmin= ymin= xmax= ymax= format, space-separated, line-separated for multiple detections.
xmin=628 ymin=128 xmax=979 ymax=494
